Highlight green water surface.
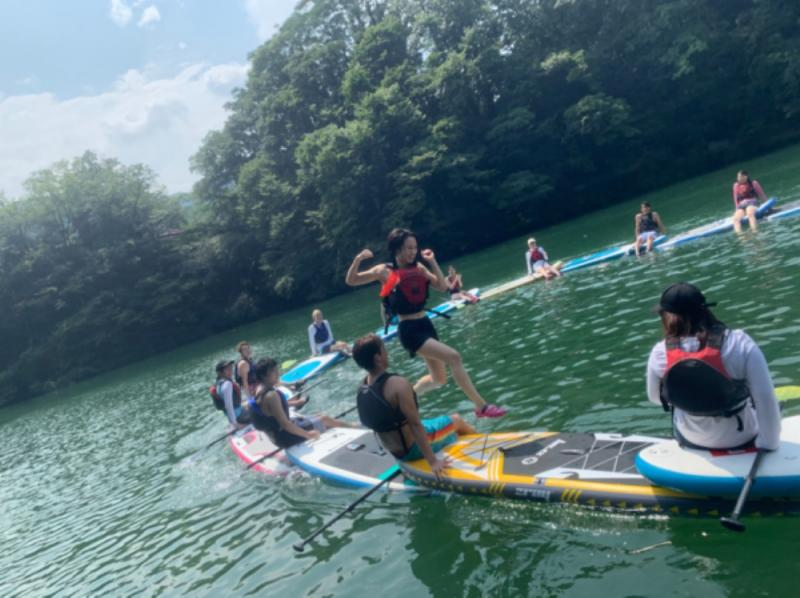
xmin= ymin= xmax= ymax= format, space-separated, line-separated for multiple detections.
xmin=3 ymin=145 xmax=800 ymax=597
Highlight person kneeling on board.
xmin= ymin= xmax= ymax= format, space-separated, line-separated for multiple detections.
xmin=647 ymin=283 xmax=781 ymax=451
xmin=247 ymin=358 xmax=353 ymax=447
xmin=210 ymin=359 xmax=251 ymax=430
xmin=352 ymin=333 xmax=476 ymax=479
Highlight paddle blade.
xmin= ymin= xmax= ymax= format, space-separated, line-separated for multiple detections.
xmin=720 ymin=517 xmax=746 ymax=532
xmin=282 ymin=359 xmax=298 ymax=371
xmin=776 ymin=386 xmax=800 ymax=402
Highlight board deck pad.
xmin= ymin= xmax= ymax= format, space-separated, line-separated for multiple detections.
xmin=399 ymin=429 xmax=800 ymax=516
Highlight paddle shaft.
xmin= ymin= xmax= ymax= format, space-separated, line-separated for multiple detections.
xmin=293 ymin=469 xmax=402 ymax=552
xmin=720 ymin=449 xmax=765 ymax=532
xmin=244 ymin=404 xmax=359 ymax=472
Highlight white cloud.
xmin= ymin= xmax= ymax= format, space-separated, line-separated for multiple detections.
xmin=109 ymin=0 xmax=133 ymax=27
xmin=0 ymin=63 xmax=249 ymax=199
xmin=138 ymin=5 xmax=161 ymax=27
xmin=244 ymin=0 xmax=296 ymax=41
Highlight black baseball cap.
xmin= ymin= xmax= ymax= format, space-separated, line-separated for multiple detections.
xmin=655 ymin=282 xmax=717 ymax=315
xmin=215 ymin=359 xmax=235 ymax=373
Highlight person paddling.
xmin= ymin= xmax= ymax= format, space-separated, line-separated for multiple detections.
xmin=345 ymin=228 xmax=507 ymax=418
xmin=247 ymin=358 xmax=353 ymax=448
xmin=634 ymin=202 xmax=666 ymax=256
xmin=732 ymin=170 xmax=768 ymax=232
xmin=353 ymin=334 xmax=476 ymax=478
xmin=525 ymin=238 xmax=561 ymax=280
xmin=446 ymin=265 xmax=479 ymax=304
xmin=210 ymin=360 xmax=251 ymax=430
xmin=647 ymin=283 xmax=781 ymax=451
xmin=235 ymin=341 xmax=258 ymax=400
xmin=307 ymin=309 xmax=351 ymax=356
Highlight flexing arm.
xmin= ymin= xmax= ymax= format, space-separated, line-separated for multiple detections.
xmin=345 ymin=249 xmax=385 ymax=286
xmin=265 ymin=392 xmax=319 ymax=440
xmin=420 ymin=249 xmax=448 ymax=292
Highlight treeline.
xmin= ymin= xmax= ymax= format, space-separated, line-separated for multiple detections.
xmin=3 ymin=0 xmax=800 ymax=404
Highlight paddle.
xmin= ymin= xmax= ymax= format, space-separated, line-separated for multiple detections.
xmin=185 ymin=380 xmax=326 ymax=464
xmin=720 ymin=449 xmax=766 ymax=532
xmin=292 ymin=468 xmax=402 ymax=553
xmin=281 ymin=359 xmax=298 ymax=371
xmin=776 ymin=385 xmax=800 ymax=403
xmin=242 ymin=402 xmax=359 ymax=473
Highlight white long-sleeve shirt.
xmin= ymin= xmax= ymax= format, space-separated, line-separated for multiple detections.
xmin=308 ymin=320 xmax=335 ymax=355
xmin=525 ymin=247 xmax=550 ymax=275
xmin=218 ymin=379 xmax=239 ymax=425
xmin=646 ymin=329 xmax=781 ymax=450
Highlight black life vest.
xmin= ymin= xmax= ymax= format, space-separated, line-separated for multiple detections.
xmin=235 ymin=357 xmax=257 ymax=388
xmin=247 ymin=388 xmax=296 ymax=445
xmin=313 ymin=322 xmax=330 ymax=344
xmin=209 ymin=379 xmax=242 ymax=412
xmin=659 ymin=326 xmax=751 ymax=419
xmin=379 ymin=265 xmax=429 ymax=317
xmin=356 ymin=372 xmax=418 ymax=458
xmin=639 ymin=212 xmax=658 ymax=232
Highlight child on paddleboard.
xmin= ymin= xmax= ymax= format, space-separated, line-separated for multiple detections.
xmin=345 ymin=228 xmax=506 ymax=418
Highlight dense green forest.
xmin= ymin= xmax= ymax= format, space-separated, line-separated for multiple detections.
xmin=3 ymin=0 xmax=800 ymax=404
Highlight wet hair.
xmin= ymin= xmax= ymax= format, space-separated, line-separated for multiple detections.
xmin=660 ymin=308 xmax=725 ymax=348
xmin=236 ymin=341 xmax=249 ymax=353
xmin=253 ymin=358 xmax=278 ymax=383
xmin=352 ymin=334 xmax=384 ymax=371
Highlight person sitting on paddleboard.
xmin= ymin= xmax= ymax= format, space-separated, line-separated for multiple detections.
xmin=647 ymin=282 xmax=781 ymax=451
xmin=353 ymin=334 xmax=476 ymax=479
xmin=210 ymin=359 xmax=251 ymax=430
xmin=235 ymin=341 xmax=258 ymax=400
xmin=307 ymin=309 xmax=351 ymax=357
xmin=247 ymin=358 xmax=353 ymax=448
xmin=525 ymin=238 xmax=561 ymax=280
xmin=634 ymin=202 xmax=666 ymax=256
xmin=732 ymin=170 xmax=768 ymax=233
xmin=345 ymin=228 xmax=507 ymax=418
xmin=445 ymin=265 xmax=479 ymax=304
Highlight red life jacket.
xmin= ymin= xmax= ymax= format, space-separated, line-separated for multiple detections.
xmin=209 ymin=380 xmax=242 ymax=412
xmin=660 ymin=326 xmax=750 ymax=418
xmin=379 ymin=265 xmax=429 ymax=316
xmin=529 ymin=248 xmax=546 ymax=264
xmin=734 ymin=181 xmax=756 ymax=204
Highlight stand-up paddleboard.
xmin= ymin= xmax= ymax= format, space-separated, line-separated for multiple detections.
xmin=481 ymin=265 xmax=563 ymax=301
xmin=399 ymin=429 xmax=800 ymax=516
xmin=766 ymin=202 xmax=800 ymax=222
xmin=658 ymin=198 xmax=776 ymax=251
xmin=635 ymin=416 xmax=800 ymax=498
xmin=379 ymin=288 xmax=480 ymax=341
xmin=560 ymin=235 xmax=667 ymax=274
xmin=286 ymin=427 xmax=426 ymax=493
xmin=280 ymin=351 xmax=348 ymax=385
xmin=229 ymin=426 xmax=295 ymax=475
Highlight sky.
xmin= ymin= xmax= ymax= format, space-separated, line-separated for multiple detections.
xmin=0 ymin=0 xmax=297 ymax=199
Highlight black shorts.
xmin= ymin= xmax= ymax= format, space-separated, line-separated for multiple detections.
xmin=398 ymin=316 xmax=438 ymax=358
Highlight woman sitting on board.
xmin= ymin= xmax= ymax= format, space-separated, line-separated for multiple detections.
xmin=634 ymin=202 xmax=666 ymax=256
xmin=525 ymin=238 xmax=561 ymax=280
xmin=732 ymin=170 xmax=768 ymax=233
xmin=307 ymin=309 xmax=351 ymax=357
xmin=647 ymin=282 xmax=781 ymax=451
xmin=247 ymin=358 xmax=353 ymax=448
xmin=353 ymin=333 xmax=475 ymax=478
xmin=210 ymin=359 xmax=251 ymax=430
xmin=345 ymin=228 xmax=507 ymax=418
xmin=445 ymin=265 xmax=479 ymax=304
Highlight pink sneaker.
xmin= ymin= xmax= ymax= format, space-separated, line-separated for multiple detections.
xmin=475 ymin=404 xmax=507 ymax=418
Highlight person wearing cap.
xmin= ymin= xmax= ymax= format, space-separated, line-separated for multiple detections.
xmin=646 ymin=283 xmax=781 ymax=451
xmin=213 ymin=360 xmax=251 ymax=429
xmin=525 ymin=238 xmax=561 ymax=280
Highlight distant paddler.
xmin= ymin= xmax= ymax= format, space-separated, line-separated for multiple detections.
xmin=732 ymin=170 xmax=768 ymax=232
xmin=446 ymin=265 xmax=479 ymax=304
xmin=345 ymin=228 xmax=507 ymax=418
xmin=634 ymin=202 xmax=666 ymax=256
xmin=308 ymin=309 xmax=351 ymax=357
xmin=526 ymin=238 xmax=561 ymax=280
xmin=353 ymin=334 xmax=476 ymax=478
